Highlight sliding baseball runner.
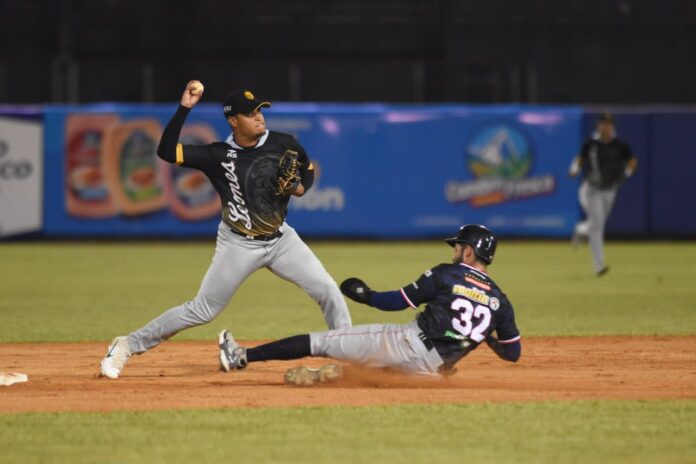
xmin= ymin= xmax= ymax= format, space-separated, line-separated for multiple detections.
xmin=218 ymin=224 xmax=521 ymax=386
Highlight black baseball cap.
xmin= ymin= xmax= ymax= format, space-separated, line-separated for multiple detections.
xmin=223 ymin=89 xmax=271 ymax=117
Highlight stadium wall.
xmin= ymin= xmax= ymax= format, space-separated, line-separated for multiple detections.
xmin=1 ymin=105 xmax=694 ymax=238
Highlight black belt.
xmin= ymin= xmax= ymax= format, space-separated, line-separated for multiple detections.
xmin=418 ymin=332 xmax=434 ymax=351
xmin=419 ymin=332 xmax=458 ymax=374
xmin=229 ymin=228 xmax=283 ymax=241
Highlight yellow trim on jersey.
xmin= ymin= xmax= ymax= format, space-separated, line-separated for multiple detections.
xmin=452 ymin=284 xmax=490 ymax=305
xmin=176 ymin=143 xmax=184 ymax=165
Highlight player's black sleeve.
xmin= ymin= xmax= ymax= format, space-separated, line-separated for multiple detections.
xmin=178 ymin=144 xmax=220 ymax=171
xmin=291 ymin=138 xmax=315 ymax=192
xmin=157 ymin=105 xmax=217 ymax=171
xmin=400 ymin=266 xmax=440 ymax=308
xmin=157 ymin=105 xmax=190 ymax=163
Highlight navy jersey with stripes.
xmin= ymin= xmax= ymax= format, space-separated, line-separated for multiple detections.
xmin=401 ymin=263 xmax=520 ymax=368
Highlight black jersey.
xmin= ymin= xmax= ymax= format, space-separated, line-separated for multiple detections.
xmin=177 ymin=131 xmax=312 ymax=236
xmin=579 ymin=137 xmax=634 ymax=189
xmin=401 ymin=263 xmax=520 ymax=368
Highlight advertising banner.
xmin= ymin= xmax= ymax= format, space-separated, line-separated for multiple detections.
xmin=43 ymin=104 xmax=582 ymax=237
xmin=0 ymin=112 xmax=43 ymax=237
xmin=44 ymin=105 xmax=223 ymax=236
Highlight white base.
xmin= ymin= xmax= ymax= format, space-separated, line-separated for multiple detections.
xmin=0 ymin=372 xmax=28 ymax=386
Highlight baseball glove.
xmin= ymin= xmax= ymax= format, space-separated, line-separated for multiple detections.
xmin=276 ymin=149 xmax=302 ymax=195
xmin=340 ymin=277 xmax=375 ymax=305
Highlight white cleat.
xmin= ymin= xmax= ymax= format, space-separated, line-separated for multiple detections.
xmin=100 ymin=336 xmax=132 ymax=379
xmin=218 ymin=330 xmax=247 ymax=372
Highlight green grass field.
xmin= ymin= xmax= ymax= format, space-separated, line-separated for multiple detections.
xmin=1 ymin=241 xmax=695 ymax=341
xmin=1 ymin=401 xmax=694 ymax=464
xmin=1 ymin=240 xmax=695 ymax=463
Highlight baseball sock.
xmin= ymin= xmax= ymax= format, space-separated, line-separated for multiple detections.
xmin=246 ymin=334 xmax=311 ymax=362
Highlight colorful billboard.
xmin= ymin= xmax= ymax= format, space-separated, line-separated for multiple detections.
xmin=43 ymin=104 xmax=583 ymax=237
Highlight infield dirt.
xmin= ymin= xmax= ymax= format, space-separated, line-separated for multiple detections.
xmin=1 ymin=336 xmax=694 ymax=413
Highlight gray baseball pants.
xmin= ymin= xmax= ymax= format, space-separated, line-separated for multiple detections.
xmin=310 ymin=321 xmax=444 ymax=376
xmin=127 ymin=222 xmax=352 ymax=354
xmin=574 ymin=181 xmax=617 ymax=273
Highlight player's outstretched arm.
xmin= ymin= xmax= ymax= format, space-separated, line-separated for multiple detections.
xmin=157 ymin=81 xmax=205 ymax=163
xmin=156 ymin=81 xmax=200 ymax=163
xmin=485 ymin=335 xmax=521 ymax=362
xmin=340 ymin=278 xmax=409 ymax=311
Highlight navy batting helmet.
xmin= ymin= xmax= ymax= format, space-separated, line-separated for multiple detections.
xmin=445 ymin=224 xmax=497 ymax=264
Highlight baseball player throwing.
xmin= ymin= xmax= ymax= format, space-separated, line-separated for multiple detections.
xmin=218 ymin=225 xmax=521 ymax=385
xmin=569 ymin=112 xmax=637 ymax=276
xmin=100 ymin=80 xmax=352 ymax=379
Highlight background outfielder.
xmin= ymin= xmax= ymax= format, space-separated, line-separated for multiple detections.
xmin=100 ymin=81 xmax=352 ymax=379
xmin=218 ymin=225 xmax=521 ymax=386
xmin=569 ymin=112 xmax=637 ymax=276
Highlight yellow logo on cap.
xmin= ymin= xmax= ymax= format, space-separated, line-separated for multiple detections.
xmin=244 ymin=91 xmax=254 ymax=100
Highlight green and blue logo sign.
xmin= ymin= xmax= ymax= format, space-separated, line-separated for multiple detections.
xmin=446 ymin=124 xmax=555 ymax=207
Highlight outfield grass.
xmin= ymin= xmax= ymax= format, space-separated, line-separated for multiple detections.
xmin=1 ymin=241 xmax=694 ymax=342
xmin=1 ymin=400 xmax=694 ymax=464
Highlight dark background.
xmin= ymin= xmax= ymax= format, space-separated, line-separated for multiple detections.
xmin=2 ymin=0 xmax=696 ymax=105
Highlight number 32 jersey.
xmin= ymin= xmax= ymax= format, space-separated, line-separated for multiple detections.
xmin=400 ymin=262 xmax=521 ymax=368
